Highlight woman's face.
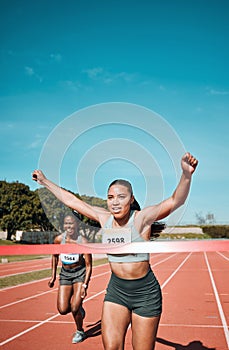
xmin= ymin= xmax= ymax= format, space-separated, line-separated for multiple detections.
xmin=63 ymin=216 xmax=78 ymax=236
xmin=107 ymin=184 xmax=133 ymax=219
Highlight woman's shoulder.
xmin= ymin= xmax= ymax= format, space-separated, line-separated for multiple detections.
xmin=53 ymin=233 xmax=63 ymax=244
xmin=93 ymin=206 xmax=111 ymax=226
xmin=100 ymin=213 xmax=113 ymax=227
xmin=132 ymin=209 xmax=150 ymax=236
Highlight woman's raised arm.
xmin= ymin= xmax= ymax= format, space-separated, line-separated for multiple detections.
xmin=32 ymin=169 xmax=106 ymax=222
xmin=140 ymin=152 xmax=198 ymax=225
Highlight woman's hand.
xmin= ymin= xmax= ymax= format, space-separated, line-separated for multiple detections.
xmin=80 ymin=284 xmax=88 ymax=299
xmin=48 ymin=277 xmax=55 ymax=288
xmin=181 ymin=153 xmax=198 ymax=175
xmin=32 ymin=169 xmax=46 ymax=185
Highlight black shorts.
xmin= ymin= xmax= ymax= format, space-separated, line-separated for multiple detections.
xmin=104 ymin=268 xmax=162 ymax=317
xmin=59 ymin=265 xmax=86 ymax=286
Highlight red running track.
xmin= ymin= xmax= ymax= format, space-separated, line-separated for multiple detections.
xmin=0 ymin=258 xmax=51 ymax=278
xmin=0 ymin=252 xmax=229 ymax=350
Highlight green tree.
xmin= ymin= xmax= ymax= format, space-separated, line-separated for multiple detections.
xmin=37 ymin=189 xmax=103 ymax=241
xmin=0 ymin=181 xmax=35 ymax=239
xmin=0 ymin=180 xmax=105 ymax=242
xmin=35 ymin=187 xmax=72 ymax=231
xmin=30 ymin=189 xmax=56 ymax=232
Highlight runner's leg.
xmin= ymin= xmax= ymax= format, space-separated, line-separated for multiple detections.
xmin=57 ymin=284 xmax=73 ymax=314
xmin=71 ymin=282 xmax=84 ymax=331
xmin=131 ymin=313 xmax=161 ymax=350
xmin=102 ymin=301 xmax=131 ymax=350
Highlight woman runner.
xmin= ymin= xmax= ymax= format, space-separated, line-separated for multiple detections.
xmin=48 ymin=214 xmax=92 ymax=344
xmin=33 ymin=152 xmax=198 ymax=350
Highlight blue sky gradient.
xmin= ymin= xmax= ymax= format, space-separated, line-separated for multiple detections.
xmin=1 ymin=0 xmax=229 ymax=224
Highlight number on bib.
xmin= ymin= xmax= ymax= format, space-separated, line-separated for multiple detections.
xmin=102 ymin=228 xmax=131 ymax=244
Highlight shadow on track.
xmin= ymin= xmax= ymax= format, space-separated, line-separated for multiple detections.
xmin=156 ymin=338 xmax=215 ymax=350
xmin=85 ymin=319 xmax=101 ymax=338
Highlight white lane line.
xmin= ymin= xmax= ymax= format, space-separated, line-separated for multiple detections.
xmin=0 ymin=288 xmax=58 ymax=310
xmin=0 ymin=261 xmax=108 ymax=277
xmin=83 ymin=289 xmax=106 ymax=302
xmin=204 ymin=252 xmax=229 ymax=349
xmin=0 ymin=262 xmax=109 ymax=291
xmin=0 ymin=255 xmax=173 ymax=342
xmin=0 ymin=258 xmax=50 ymax=266
xmin=160 ymin=252 xmax=192 ymax=289
xmin=151 ymin=253 xmax=177 ymax=267
xmin=0 ymin=289 xmax=106 ymax=346
xmin=159 ymin=323 xmax=224 ymax=328
xmin=217 ymin=251 xmax=229 ymax=261
xmin=0 ymin=319 xmax=224 ymax=328
xmin=126 ymin=253 xmax=191 ymax=333
xmin=0 ymin=268 xmax=50 ymax=278
xmin=0 ymin=277 xmax=50 ymax=291
xmin=0 ymin=254 xmax=198 ymax=345
xmin=0 ymin=260 xmax=51 ymax=276
xmin=0 ymin=271 xmax=109 ymax=310
xmin=0 ymin=313 xmax=60 ymax=346
xmin=128 ymin=253 xmax=191 ymax=331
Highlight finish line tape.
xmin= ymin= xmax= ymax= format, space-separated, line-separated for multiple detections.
xmin=0 ymin=240 xmax=229 ymax=255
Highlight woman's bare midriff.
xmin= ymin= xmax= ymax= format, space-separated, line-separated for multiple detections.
xmin=109 ymin=260 xmax=150 ymax=279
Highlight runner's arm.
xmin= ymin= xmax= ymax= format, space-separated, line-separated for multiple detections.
xmin=141 ymin=152 xmax=198 ymax=225
xmin=81 ymin=254 xmax=92 ymax=298
xmin=48 ymin=254 xmax=59 ymax=288
xmin=32 ymin=170 xmax=107 ymax=222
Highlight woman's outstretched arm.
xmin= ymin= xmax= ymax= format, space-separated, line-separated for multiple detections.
xmin=32 ymin=170 xmax=107 ymax=222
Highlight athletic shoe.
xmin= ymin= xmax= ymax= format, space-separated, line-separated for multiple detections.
xmin=79 ymin=305 xmax=86 ymax=319
xmin=72 ymin=330 xmax=86 ymax=344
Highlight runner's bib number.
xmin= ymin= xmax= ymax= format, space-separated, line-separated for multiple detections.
xmin=102 ymin=228 xmax=131 ymax=244
xmin=60 ymin=253 xmax=80 ymax=264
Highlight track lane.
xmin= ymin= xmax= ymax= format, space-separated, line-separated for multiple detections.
xmin=0 ymin=263 xmax=110 ymax=349
xmin=0 ymin=258 xmax=51 ymax=277
xmin=205 ymin=252 xmax=229 ymax=348
xmin=0 ymin=252 xmax=228 ymax=349
xmin=155 ymin=252 xmax=228 ymax=350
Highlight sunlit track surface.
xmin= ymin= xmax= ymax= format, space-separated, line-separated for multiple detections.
xmin=0 ymin=251 xmax=228 ymax=350
xmin=0 ymin=258 xmax=51 ymax=278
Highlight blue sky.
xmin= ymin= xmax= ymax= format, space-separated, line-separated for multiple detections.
xmin=0 ymin=0 xmax=229 ymax=225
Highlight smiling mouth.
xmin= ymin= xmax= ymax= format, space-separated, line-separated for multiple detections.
xmin=112 ymin=207 xmax=122 ymax=213
xmin=67 ymin=229 xmax=74 ymax=233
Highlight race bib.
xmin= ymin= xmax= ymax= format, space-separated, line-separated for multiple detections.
xmin=102 ymin=228 xmax=131 ymax=244
xmin=60 ymin=253 xmax=80 ymax=264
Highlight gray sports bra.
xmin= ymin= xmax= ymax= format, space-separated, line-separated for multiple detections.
xmin=105 ymin=211 xmax=149 ymax=263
